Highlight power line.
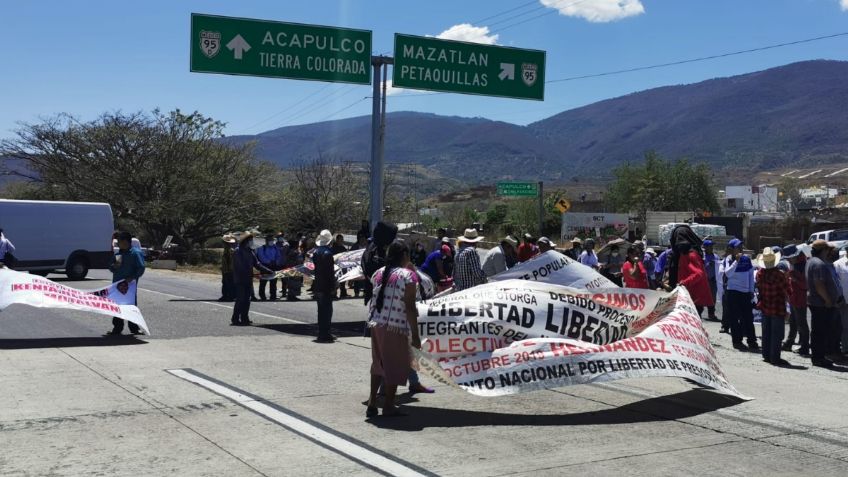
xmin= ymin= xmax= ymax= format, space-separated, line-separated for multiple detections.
xmin=546 ymin=31 xmax=848 ymax=83
xmin=237 ymin=83 xmax=334 ymax=134
xmin=314 ymin=96 xmax=370 ymax=122
xmin=273 ymin=84 xmax=362 ymax=128
xmin=472 ymin=0 xmax=540 ymax=25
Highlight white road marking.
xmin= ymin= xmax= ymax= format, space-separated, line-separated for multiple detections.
xmin=780 ymin=169 xmax=798 ymax=177
xmin=825 ymin=167 xmax=848 ymax=177
xmin=167 ymin=368 xmax=433 ymax=477
xmin=139 ymin=287 xmax=302 ymax=324
xmin=796 ymin=169 xmax=822 ymax=179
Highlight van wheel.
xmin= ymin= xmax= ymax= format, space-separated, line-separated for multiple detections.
xmin=66 ymin=257 xmax=89 ymax=280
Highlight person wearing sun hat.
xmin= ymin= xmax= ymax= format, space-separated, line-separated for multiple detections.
xmin=482 ymin=235 xmax=518 ymax=277
xmin=454 ymin=228 xmax=486 ymax=291
xmin=565 ymin=237 xmax=582 ymax=261
xmin=755 ymin=247 xmax=790 ymax=365
xmin=806 ymin=239 xmax=843 ymax=368
xmin=780 ymin=245 xmax=810 ymax=354
xmin=218 ymin=234 xmax=237 ymax=302
xmin=312 ymin=229 xmax=337 ymax=343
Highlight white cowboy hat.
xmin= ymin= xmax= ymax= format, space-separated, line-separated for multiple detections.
xmin=316 ymin=229 xmax=333 ymax=247
xmin=458 ymin=228 xmax=484 ymax=243
xmin=502 ymin=235 xmax=518 ymax=247
xmin=756 ymin=247 xmax=782 ymax=269
xmin=222 ymin=234 xmax=237 ymax=244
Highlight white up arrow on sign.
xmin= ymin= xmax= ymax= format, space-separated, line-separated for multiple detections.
xmin=226 ymin=34 xmax=251 ymax=60
xmin=499 ymin=63 xmax=515 ymax=81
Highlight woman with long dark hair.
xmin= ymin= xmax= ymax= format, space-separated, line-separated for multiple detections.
xmin=365 ymin=240 xmax=422 ymax=418
xmin=667 ymin=225 xmax=714 ymax=316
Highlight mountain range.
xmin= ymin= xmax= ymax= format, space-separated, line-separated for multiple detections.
xmin=226 ymin=60 xmax=848 ymax=184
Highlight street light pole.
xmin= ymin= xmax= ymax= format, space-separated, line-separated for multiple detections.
xmin=368 ymin=55 xmax=393 ymax=234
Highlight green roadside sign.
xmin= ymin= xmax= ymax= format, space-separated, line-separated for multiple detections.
xmin=497 ymin=181 xmax=539 ymax=197
xmin=392 ymin=34 xmax=545 ymax=100
xmin=190 ymin=13 xmax=372 ymax=85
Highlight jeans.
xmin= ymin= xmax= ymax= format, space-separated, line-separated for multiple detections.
xmin=707 ymin=279 xmax=717 ymax=318
xmin=112 ymin=279 xmax=140 ymax=333
xmin=721 ymin=289 xmax=731 ymax=330
xmin=838 ymin=304 xmax=848 ymax=353
xmin=259 ymin=277 xmax=278 ymax=300
xmin=232 ymin=281 xmax=253 ymax=324
xmin=221 ymin=272 xmax=235 ymax=300
xmin=315 ymin=292 xmax=333 ymax=339
xmin=784 ymin=305 xmax=809 ymax=350
xmin=727 ymin=290 xmax=756 ymax=346
xmin=761 ymin=315 xmax=785 ymax=363
xmin=809 ymin=306 xmax=837 ymax=361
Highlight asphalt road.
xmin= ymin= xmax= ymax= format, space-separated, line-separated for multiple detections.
xmin=2 ymin=269 xmax=848 ymax=476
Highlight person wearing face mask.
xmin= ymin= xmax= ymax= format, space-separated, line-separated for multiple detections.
xmin=231 ymin=234 xmax=272 ymax=326
xmin=257 ymin=234 xmax=283 ymax=301
xmin=666 ymin=225 xmax=715 ymax=320
xmin=723 ymin=237 xmax=758 ymax=351
xmin=601 ymin=245 xmax=625 ymax=286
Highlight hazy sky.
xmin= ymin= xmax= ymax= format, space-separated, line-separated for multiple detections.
xmin=2 ymin=0 xmax=848 ymax=138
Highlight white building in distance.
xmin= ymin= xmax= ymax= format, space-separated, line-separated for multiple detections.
xmin=724 ymin=185 xmax=779 ymax=213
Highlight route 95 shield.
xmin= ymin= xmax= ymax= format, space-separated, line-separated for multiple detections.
xmin=200 ymin=30 xmax=221 ymax=58
xmin=522 ymin=63 xmax=538 ymax=87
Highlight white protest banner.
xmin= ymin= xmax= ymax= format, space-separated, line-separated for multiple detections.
xmin=414 ymin=279 xmax=744 ymax=398
xmin=335 ymin=248 xmax=364 ymax=283
xmin=0 ymin=268 xmax=149 ymax=334
xmin=490 ymin=250 xmax=617 ymax=289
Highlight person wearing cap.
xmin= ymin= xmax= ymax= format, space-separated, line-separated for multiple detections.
xmin=422 ymin=243 xmax=452 ymax=285
xmin=755 ymin=247 xmax=790 ymax=366
xmin=579 ymin=239 xmax=601 ymax=270
xmin=312 ymin=230 xmax=337 ymax=343
xmin=537 ymin=237 xmax=554 ymax=254
xmin=806 ymin=239 xmax=844 ymax=367
xmin=106 ymin=231 xmax=146 ymax=336
xmin=454 ymin=228 xmax=487 ymax=291
xmin=781 ymin=245 xmax=810 ymax=354
xmin=517 ymin=234 xmax=538 ymax=263
xmin=566 ymin=237 xmax=582 ymax=261
xmin=723 ymin=238 xmax=759 ymax=351
xmin=231 ymin=234 xmax=272 ymax=326
xmin=483 ymin=235 xmax=518 ymax=277
xmin=257 ymin=234 xmax=283 ymax=301
xmin=218 ymin=234 xmax=237 ymax=302
xmin=702 ymin=239 xmax=721 ymax=322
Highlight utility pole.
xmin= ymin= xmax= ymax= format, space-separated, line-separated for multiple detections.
xmin=368 ymin=55 xmax=393 ymax=234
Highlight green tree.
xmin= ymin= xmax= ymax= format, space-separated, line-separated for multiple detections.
xmin=0 ymin=109 xmax=277 ymax=247
xmin=606 ymin=151 xmax=719 ymax=220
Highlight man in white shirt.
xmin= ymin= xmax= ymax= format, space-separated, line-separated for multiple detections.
xmin=833 ymin=252 xmax=848 ymax=357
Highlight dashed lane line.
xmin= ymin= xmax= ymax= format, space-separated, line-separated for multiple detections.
xmin=139 ymin=287 xmax=302 ymax=324
xmin=167 ymin=368 xmax=437 ymax=477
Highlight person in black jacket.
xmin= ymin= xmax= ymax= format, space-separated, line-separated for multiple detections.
xmin=313 ymin=230 xmax=337 ymax=343
xmin=361 ymin=221 xmax=398 ymax=306
xmin=231 ymin=234 xmax=272 ymax=326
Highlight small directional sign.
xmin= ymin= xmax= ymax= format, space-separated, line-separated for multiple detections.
xmin=190 ymin=13 xmax=372 ymax=85
xmin=392 ymin=34 xmax=545 ymax=100
xmin=497 ymin=181 xmax=539 ymax=197
xmin=555 ymin=198 xmax=571 ymax=214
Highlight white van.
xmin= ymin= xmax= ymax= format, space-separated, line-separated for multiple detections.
xmin=0 ymin=199 xmax=114 ymax=279
xmin=807 ymin=229 xmax=848 ymax=250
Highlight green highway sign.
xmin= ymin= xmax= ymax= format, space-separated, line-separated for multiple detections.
xmin=497 ymin=181 xmax=539 ymax=197
xmin=190 ymin=13 xmax=372 ymax=85
xmin=392 ymin=34 xmax=545 ymax=100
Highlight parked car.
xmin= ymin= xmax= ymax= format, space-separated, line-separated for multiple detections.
xmin=0 ymin=199 xmax=114 ymax=279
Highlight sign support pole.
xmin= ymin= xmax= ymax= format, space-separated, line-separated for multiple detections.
xmin=368 ymin=56 xmax=393 ymax=233
xmin=538 ymin=181 xmax=544 ymax=236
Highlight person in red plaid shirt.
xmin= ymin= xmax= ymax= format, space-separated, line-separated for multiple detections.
xmin=755 ymin=247 xmax=790 ymax=366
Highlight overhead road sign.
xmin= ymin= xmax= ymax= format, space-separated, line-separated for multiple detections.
xmin=392 ymin=33 xmax=545 ymax=100
xmin=497 ymin=181 xmax=539 ymax=197
xmin=190 ymin=13 xmax=372 ymax=85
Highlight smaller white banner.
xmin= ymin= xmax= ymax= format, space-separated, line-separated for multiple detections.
xmin=0 ymin=268 xmax=149 ymax=334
